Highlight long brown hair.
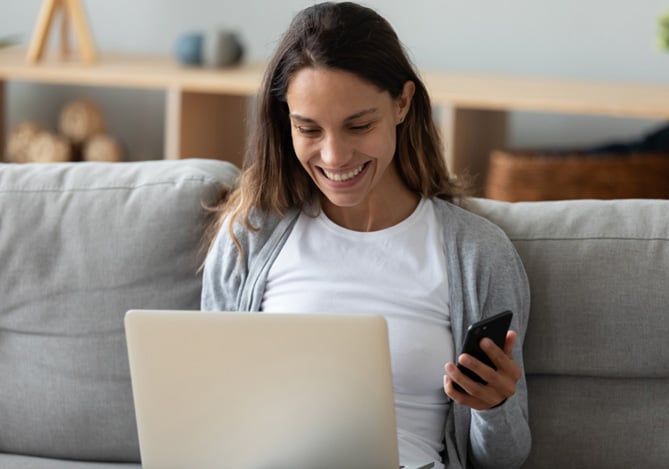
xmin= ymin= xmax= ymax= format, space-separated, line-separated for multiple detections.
xmin=207 ymin=2 xmax=461 ymax=252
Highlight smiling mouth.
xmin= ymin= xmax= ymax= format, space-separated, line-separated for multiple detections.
xmin=321 ymin=162 xmax=368 ymax=182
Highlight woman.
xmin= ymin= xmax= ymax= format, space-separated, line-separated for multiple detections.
xmin=201 ymin=2 xmax=531 ymax=468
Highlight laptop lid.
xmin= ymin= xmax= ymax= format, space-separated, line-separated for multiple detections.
xmin=125 ymin=310 xmax=400 ymax=469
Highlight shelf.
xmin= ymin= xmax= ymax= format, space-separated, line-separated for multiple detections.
xmin=423 ymin=71 xmax=669 ymax=120
xmin=0 ymin=46 xmax=264 ymax=93
xmin=2 ymin=46 xmax=668 ymax=193
xmin=0 ymin=46 xmax=264 ymax=166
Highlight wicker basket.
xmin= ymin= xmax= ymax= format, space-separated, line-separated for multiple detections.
xmin=485 ymin=150 xmax=669 ymax=201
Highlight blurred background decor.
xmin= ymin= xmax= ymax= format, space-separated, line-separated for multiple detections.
xmin=202 ymin=30 xmax=244 ymax=67
xmin=175 ymin=29 xmax=244 ymax=67
xmin=5 ymin=98 xmax=123 ymax=163
xmin=0 ymin=35 xmax=20 ymax=49
xmin=486 ymin=123 xmax=669 ymax=201
xmin=659 ymin=11 xmax=669 ymax=51
xmin=174 ymin=32 xmax=204 ymax=66
xmin=26 ymin=0 xmax=96 ymax=63
xmin=2 ymin=1 xmax=669 ymax=178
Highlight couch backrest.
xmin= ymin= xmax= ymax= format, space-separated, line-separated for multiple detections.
xmin=469 ymin=198 xmax=669 ymax=469
xmin=3 ymin=160 xmax=666 ymax=467
xmin=0 ymin=159 xmax=239 ymax=462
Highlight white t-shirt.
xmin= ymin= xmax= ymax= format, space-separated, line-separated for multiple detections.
xmin=263 ymin=198 xmax=453 ymax=467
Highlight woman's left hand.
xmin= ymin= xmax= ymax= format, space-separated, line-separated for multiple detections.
xmin=443 ymin=330 xmax=521 ymax=410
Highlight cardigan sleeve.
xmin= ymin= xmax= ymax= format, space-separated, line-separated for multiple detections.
xmin=440 ymin=199 xmax=532 ymax=468
xmin=200 ymin=210 xmax=294 ymax=313
xmin=200 ymin=218 xmax=246 ymax=312
xmin=465 ymin=225 xmax=531 ymax=469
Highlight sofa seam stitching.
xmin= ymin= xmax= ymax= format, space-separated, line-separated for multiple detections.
xmin=0 ymin=176 xmax=226 ymax=194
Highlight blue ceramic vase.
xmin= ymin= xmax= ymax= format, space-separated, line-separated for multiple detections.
xmin=175 ymin=32 xmax=204 ymax=66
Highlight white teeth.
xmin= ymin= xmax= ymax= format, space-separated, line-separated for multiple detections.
xmin=322 ymin=164 xmax=365 ymax=182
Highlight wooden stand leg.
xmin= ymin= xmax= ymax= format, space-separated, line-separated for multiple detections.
xmin=26 ymin=0 xmax=61 ymax=63
xmin=64 ymin=0 xmax=96 ymax=63
xmin=165 ymin=89 xmax=249 ymax=166
xmin=59 ymin=1 xmax=70 ymax=60
xmin=439 ymin=106 xmax=508 ymax=196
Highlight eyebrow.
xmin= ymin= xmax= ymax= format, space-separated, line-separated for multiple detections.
xmin=289 ymin=108 xmax=379 ymax=124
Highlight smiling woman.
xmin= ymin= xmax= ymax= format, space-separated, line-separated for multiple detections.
xmin=201 ymin=3 xmax=531 ymax=469
xmin=286 ymin=67 xmax=417 ymax=230
xmin=207 ymin=1 xmax=459 ymax=240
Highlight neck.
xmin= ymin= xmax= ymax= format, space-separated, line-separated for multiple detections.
xmin=321 ymin=188 xmax=420 ymax=232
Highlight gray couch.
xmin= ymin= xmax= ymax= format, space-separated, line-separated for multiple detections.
xmin=1 ymin=159 xmax=667 ymax=468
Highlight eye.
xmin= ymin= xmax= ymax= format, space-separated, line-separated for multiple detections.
xmin=296 ymin=126 xmax=321 ymax=137
xmin=349 ymin=123 xmax=372 ymax=132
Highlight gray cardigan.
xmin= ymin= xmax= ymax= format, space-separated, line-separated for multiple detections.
xmin=201 ymin=198 xmax=531 ymax=469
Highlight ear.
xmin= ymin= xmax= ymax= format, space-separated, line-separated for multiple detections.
xmin=395 ymin=80 xmax=415 ymax=124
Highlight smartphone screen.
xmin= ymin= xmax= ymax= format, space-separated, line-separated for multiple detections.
xmin=453 ymin=310 xmax=513 ymax=394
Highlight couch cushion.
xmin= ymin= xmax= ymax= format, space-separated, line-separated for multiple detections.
xmin=468 ymin=198 xmax=669 ymax=379
xmin=469 ymin=198 xmax=669 ymax=469
xmin=0 ymin=159 xmax=239 ymax=461
xmin=524 ymin=375 xmax=669 ymax=468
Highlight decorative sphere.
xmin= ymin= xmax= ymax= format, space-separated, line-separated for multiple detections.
xmin=203 ymin=31 xmax=244 ymax=68
xmin=59 ymin=99 xmax=105 ymax=144
xmin=175 ymin=32 xmax=204 ymax=66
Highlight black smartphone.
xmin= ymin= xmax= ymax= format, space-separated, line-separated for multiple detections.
xmin=453 ymin=310 xmax=513 ymax=394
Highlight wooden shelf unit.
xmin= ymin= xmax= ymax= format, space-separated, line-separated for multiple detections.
xmin=2 ymin=46 xmax=669 ymax=191
xmin=423 ymin=70 xmax=669 ymax=184
xmin=0 ymin=46 xmax=265 ymax=167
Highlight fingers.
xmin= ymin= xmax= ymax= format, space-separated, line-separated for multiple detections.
xmin=478 ymin=335 xmax=522 ymax=394
xmin=480 ymin=334 xmax=509 ymax=367
xmin=443 ymin=362 xmax=503 ymax=411
xmin=443 ymin=330 xmax=522 ymax=410
xmin=503 ymin=330 xmax=517 ymax=356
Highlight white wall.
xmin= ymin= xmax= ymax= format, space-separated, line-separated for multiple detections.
xmin=2 ymin=0 xmax=668 ymax=160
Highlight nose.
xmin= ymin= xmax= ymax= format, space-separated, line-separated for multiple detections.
xmin=320 ymin=135 xmax=352 ymax=168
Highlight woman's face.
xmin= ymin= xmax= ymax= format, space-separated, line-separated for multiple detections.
xmin=286 ymin=67 xmax=414 ymax=226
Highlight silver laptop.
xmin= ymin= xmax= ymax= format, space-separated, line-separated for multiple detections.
xmin=125 ymin=310 xmax=434 ymax=469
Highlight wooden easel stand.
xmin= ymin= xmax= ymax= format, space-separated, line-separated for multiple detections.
xmin=26 ymin=0 xmax=96 ymax=64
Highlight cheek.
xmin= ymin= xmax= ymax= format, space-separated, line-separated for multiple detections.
xmin=290 ymin=134 xmax=317 ymax=172
xmin=360 ymin=125 xmax=396 ymax=160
